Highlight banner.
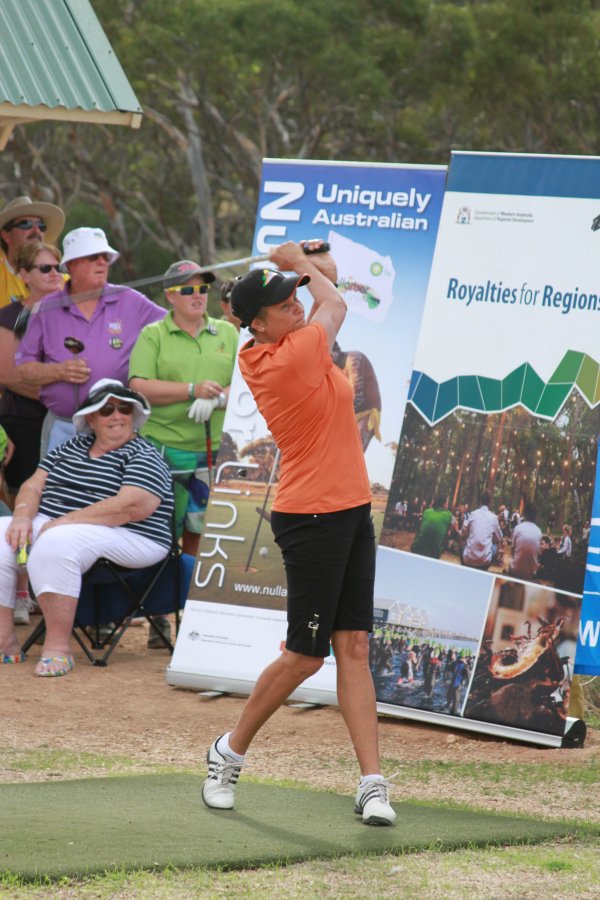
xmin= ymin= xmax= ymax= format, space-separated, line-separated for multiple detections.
xmin=577 ymin=441 xmax=600 ymax=675
xmin=376 ymin=152 xmax=599 ymax=744
xmin=167 ymin=159 xmax=446 ymax=699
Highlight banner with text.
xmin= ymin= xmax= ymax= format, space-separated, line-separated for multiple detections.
xmin=375 ymin=152 xmax=600 ymax=744
xmin=168 ymin=159 xmax=446 ymax=698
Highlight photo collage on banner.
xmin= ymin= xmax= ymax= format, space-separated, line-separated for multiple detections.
xmin=168 ymin=160 xmax=446 ymax=698
xmin=378 ymin=152 xmax=600 ymax=740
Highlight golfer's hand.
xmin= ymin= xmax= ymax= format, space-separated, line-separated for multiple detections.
xmin=59 ymin=358 xmax=91 ymax=384
xmin=299 ymin=239 xmax=337 ymax=284
xmin=269 ymin=241 xmax=307 ymax=273
xmin=188 ymin=397 xmax=218 ymax=423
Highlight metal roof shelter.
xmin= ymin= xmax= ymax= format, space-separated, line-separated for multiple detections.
xmin=0 ymin=0 xmax=142 ymax=151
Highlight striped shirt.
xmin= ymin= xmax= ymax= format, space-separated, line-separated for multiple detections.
xmin=38 ymin=434 xmax=174 ymax=550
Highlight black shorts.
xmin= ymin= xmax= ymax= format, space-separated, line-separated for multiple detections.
xmin=270 ymin=503 xmax=375 ymax=658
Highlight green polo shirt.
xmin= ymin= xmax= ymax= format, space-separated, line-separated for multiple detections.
xmin=129 ymin=312 xmax=238 ymax=451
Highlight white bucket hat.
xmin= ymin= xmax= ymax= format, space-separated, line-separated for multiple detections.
xmin=60 ymin=227 xmax=120 ymax=272
xmin=72 ymin=379 xmax=150 ymax=433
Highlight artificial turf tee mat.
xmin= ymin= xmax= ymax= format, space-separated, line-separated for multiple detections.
xmin=0 ymin=774 xmax=585 ymax=881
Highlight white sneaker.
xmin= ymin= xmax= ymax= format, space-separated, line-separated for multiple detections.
xmin=201 ymin=735 xmax=242 ymax=810
xmin=13 ymin=594 xmax=33 ymax=626
xmin=354 ymin=777 xmax=397 ymax=826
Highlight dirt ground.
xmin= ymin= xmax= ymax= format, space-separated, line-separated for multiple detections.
xmin=3 ymin=615 xmax=599 ymax=822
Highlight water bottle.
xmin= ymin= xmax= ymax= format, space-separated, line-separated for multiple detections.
xmin=16 ymin=544 xmax=29 ymax=570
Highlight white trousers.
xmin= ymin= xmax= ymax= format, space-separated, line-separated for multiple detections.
xmin=0 ymin=515 xmax=168 ymax=607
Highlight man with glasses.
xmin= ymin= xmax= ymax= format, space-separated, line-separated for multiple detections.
xmin=15 ymin=227 xmax=165 ymax=455
xmin=0 ymin=195 xmax=65 ymax=307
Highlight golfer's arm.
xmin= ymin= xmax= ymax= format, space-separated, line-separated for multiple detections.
xmin=302 ymin=264 xmax=346 ymax=347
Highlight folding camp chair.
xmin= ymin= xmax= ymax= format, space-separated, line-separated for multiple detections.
xmin=22 ymin=534 xmax=189 ymax=667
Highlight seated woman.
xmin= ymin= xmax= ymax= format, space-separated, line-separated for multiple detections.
xmin=0 ymin=379 xmax=174 ymax=676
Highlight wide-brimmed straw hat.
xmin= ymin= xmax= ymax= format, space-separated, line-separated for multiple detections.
xmin=72 ymin=379 xmax=150 ymax=433
xmin=0 ymin=195 xmax=65 ymax=243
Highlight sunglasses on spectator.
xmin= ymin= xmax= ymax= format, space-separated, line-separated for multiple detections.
xmin=30 ymin=263 xmax=61 ymax=274
xmin=98 ymin=402 xmax=134 ymax=417
xmin=83 ymin=252 xmax=111 ymax=263
xmin=5 ymin=218 xmax=47 ymax=232
xmin=167 ymin=284 xmax=209 ymax=295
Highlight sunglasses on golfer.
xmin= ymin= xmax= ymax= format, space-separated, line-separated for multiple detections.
xmin=98 ymin=402 xmax=134 ymax=417
xmin=168 ymin=284 xmax=209 ymax=296
xmin=29 ymin=263 xmax=61 ymax=274
xmin=5 ymin=218 xmax=47 ymax=232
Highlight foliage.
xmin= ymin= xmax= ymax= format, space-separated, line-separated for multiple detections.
xmin=387 ymin=395 xmax=600 ymax=536
xmin=3 ymin=1 xmax=600 ymax=276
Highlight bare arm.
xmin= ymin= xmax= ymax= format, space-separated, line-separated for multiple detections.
xmin=0 ymin=328 xmax=40 ymax=400
xmin=16 ymin=357 xmax=91 ymax=387
xmin=5 ymin=468 xmax=47 ymax=551
xmin=38 ymin=485 xmax=160 ymax=536
xmin=269 ymin=240 xmax=345 ymax=348
xmin=129 ymin=377 xmax=228 ymax=405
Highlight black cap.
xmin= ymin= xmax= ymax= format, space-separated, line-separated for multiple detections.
xmin=230 ymin=268 xmax=310 ymax=328
xmin=163 ymin=259 xmax=215 ymax=289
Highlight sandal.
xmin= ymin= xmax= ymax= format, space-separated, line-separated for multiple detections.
xmin=1 ymin=651 xmax=26 ymax=664
xmin=34 ymin=655 xmax=75 ymax=677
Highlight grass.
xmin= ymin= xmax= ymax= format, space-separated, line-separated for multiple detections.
xmin=0 ymin=738 xmax=598 ymax=897
xmin=1 ymin=835 xmax=599 ymax=898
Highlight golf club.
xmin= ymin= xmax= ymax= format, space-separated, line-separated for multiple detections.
xmin=64 ymin=336 xmax=85 ymax=409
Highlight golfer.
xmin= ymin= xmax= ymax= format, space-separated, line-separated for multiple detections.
xmin=202 ymin=239 xmax=395 ymax=826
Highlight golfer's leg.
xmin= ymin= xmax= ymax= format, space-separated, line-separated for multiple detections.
xmin=331 ymin=629 xmax=380 ymax=775
xmin=229 ymin=648 xmax=323 ymax=755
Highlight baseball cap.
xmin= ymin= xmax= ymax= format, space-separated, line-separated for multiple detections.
xmin=163 ymin=259 xmax=215 ymax=289
xmin=231 ymin=268 xmax=310 ymax=328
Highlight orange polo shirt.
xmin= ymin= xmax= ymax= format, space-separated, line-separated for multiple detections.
xmin=238 ymin=322 xmax=371 ymax=513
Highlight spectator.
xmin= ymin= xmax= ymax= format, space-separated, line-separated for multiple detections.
xmin=0 ymin=242 xmax=62 ymax=494
xmin=129 ymin=259 xmax=238 ymax=558
xmin=0 ymin=241 xmax=64 ymax=626
xmin=460 ymin=489 xmax=503 ymax=570
xmin=411 ymin=495 xmax=452 ymax=559
xmin=537 ymin=535 xmax=557 ymax=582
xmin=15 ymin=227 xmax=165 ymax=455
xmin=219 ymin=279 xmax=242 ymax=331
xmin=0 ymin=196 xmax=64 ymax=308
xmin=508 ymin=501 xmax=542 ymax=580
xmin=557 ymin=524 xmax=573 ymax=559
xmin=0 ymin=380 xmax=174 ymax=675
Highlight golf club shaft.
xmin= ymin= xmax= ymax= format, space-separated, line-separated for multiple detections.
xmin=17 ymin=242 xmax=332 ymax=327
xmin=193 ymin=241 xmax=330 ymax=275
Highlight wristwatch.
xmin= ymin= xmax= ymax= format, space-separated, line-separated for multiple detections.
xmin=217 ymin=391 xmax=226 ymax=408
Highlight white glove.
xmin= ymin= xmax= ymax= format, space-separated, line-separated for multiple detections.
xmin=188 ymin=397 xmax=218 ymax=423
